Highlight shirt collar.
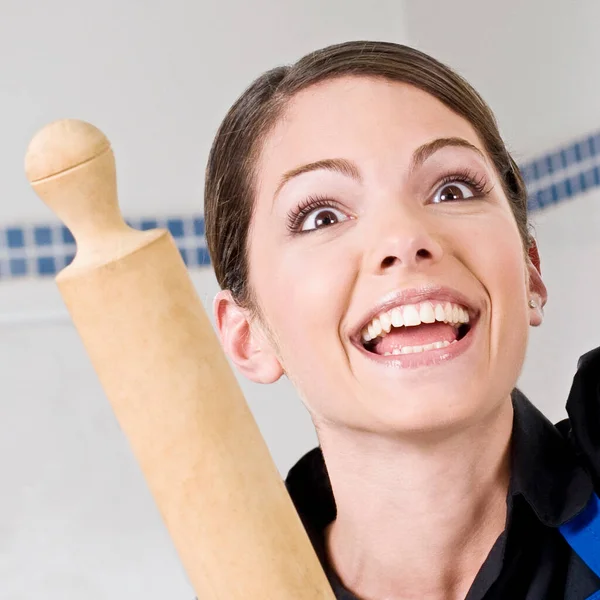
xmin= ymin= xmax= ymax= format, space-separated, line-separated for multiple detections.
xmin=509 ymin=388 xmax=593 ymax=527
xmin=285 ymin=390 xmax=594 ymax=538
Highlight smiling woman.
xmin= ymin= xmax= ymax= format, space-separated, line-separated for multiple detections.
xmin=204 ymin=42 xmax=600 ymax=600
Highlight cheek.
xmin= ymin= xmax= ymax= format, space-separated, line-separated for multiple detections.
xmin=467 ymin=213 xmax=530 ymax=364
xmin=250 ymin=237 xmax=356 ymax=373
xmin=459 ymin=208 xmax=528 ymax=299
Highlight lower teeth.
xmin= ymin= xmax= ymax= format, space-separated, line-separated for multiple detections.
xmin=383 ymin=339 xmax=453 ymax=357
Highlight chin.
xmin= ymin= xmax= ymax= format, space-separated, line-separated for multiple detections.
xmin=356 ymin=381 xmax=511 ymax=439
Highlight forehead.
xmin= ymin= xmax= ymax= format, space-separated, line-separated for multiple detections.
xmin=258 ymin=76 xmax=484 ymax=187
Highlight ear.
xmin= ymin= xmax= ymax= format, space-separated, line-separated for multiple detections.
xmin=213 ymin=290 xmax=284 ymax=384
xmin=527 ymin=239 xmax=548 ymax=327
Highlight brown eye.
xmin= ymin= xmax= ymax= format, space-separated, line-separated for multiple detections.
xmin=433 ymin=181 xmax=474 ymax=203
xmin=301 ymin=207 xmax=349 ymax=231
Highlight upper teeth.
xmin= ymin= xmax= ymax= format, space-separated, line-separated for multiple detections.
xmin=362 ymin=301 xmax=469 ymax=343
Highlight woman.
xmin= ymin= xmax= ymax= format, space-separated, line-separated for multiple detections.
xmin=204 ymin=41 xmax=600 ymax=599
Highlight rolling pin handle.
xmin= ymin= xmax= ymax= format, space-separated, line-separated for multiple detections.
xmin=24 ymin=119 xmax=129 ymax=247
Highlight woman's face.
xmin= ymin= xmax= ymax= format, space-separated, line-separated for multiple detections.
xmin=245 ymin=76 xmax=541 ymax=435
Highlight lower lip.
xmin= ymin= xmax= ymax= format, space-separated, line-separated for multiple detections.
xmin=354 ymin=318 xmax=478 ymax=369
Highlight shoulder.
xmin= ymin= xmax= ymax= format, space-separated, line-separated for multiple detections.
xmin=576 ymin=346 xmax=600 ymax=370
xmin=559 ymin=346 xmax=600 ymax=490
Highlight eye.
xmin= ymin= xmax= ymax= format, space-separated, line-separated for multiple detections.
xmin=432 ymin=181 xmax=476 ymax=203
xmin=300 ymin=206 xmax=350 ymax=232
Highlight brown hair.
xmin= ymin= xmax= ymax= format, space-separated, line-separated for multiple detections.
xmin=204 ymin=41 xmax=529 ymax=309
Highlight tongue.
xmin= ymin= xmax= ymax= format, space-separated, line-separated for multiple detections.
xmin=374 ymin=322 xmax=458 ymax=355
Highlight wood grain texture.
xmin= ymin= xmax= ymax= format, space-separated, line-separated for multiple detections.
xmin=25 ymin=119 xmax=335 ymax=599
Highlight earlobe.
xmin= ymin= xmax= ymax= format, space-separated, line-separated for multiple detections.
xmin=213 ymin=290 xmax=284 ymax=384
xmin=527 ymin=240 xmax=548 ymax=327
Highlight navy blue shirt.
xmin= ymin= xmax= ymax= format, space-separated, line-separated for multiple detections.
xmin=285 ymin=347 xmax=600 ymax=599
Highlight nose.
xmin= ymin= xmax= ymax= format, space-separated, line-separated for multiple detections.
xmin=367 ymin=211 xmax=444 ymax=274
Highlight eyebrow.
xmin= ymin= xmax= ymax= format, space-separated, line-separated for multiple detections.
xmin=273 ymin=137 xmax=485 ymax=200
xmin=410 ymin=137 xmax=486 ymax=172
xmin=273 ymin=158 xmax=361 ymax=200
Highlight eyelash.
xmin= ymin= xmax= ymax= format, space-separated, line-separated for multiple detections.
xmin=435 ymin=168 xmax=491 ymax=199
xmin=286 ymin=169 xmax=492 ymax=233
xmin=286 ymin=195 xmax=346 ymax=233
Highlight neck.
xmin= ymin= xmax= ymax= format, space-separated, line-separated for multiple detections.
xmin=319 ymin=397 xmax=513 ymax=600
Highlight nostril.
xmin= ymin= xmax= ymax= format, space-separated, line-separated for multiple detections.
xmin=381 ymin=256 xmax=397 ymax=268
xmin=379 ymin=247 xmax=435 ymax=270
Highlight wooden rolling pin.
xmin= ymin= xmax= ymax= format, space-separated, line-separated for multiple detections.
xmin=24 ymin=119 xmax=335 ymax=599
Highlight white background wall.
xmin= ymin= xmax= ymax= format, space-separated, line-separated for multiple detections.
xmin=404 ymin=0 xmax=600 ymax=159
xmin=1 ymin=0 xmax=599 ymax=598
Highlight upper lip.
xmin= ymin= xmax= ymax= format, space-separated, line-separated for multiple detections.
xmin=350 ymin=284 xmax=480 ymax=343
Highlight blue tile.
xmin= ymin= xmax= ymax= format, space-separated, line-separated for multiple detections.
xmin=593 ymin=134 xmax=600 ymax=158
xmin=550 ymin=152 xmax=563 ymax=173
xmin=583 ymin=167 xmax=597 ymax=189
xmin=565 ymin=177 xmax=573 ymax=197
xmin=534 ymin=188 xmax=545 ymax=208
xmin=193 ymin=217 xmax=205 ymax=236
xmin=37 ymin=256 xmax=56 ymax=275
xmin=34 ymin=226 xmax=53 ymax=246
xmin=9 ymin=258 xmax=27 ymax=276
xmin=564 ymin=145 xmax=578 ymax=168
xmin=555 ymin=180 xmax=568 ymax=201
xmin=536 ymin=187 xmax=555 ymax=208
xmin=61 ymin=226 xmax=75 ymax=244
xmin=179 ymin=248 xmax=188 ymax=265
xmin=140 ymin=219 xmax=158 ymax=231
xmin=7 ymin=228 xmax=24 ymax=248
xmin=569 ymin=174 xmax=581 ymax=196
xmin=535 ymin=157 xmax=548 ymax=178
xmin=167 ymin=218 xmax=185 ymax=238
xmin=64 ymin=254 xmax=75 ymax=267
xmin=520 ymin=164 xmax=532 ymax=184
xmin=560 ymin=149 xmax=568 ymax=169
xmin=197 ymin=247 xmax=211 ymax=265
xmin=579 ymin=137 xmax=593 ymax=160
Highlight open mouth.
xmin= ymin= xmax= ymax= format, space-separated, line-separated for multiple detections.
xmin=359 ymin=301 xmax=474 ymax=357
